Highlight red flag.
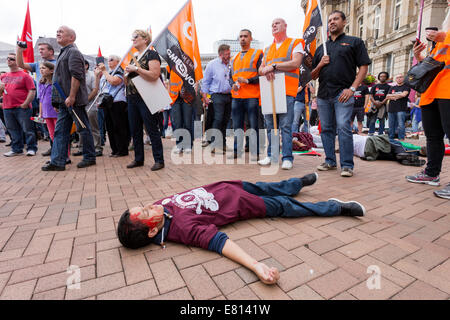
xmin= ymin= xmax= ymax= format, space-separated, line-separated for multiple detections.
xmin=20 ymin=1 xmax=34 ymax=63
xmin=98 ymin=46 xmax=103 ymax=57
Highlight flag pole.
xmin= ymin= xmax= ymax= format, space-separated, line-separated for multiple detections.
xmin=316 ymin=0 xmax=328 ymax=56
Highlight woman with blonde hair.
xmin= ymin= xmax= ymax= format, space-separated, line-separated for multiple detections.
xmin=406 ymin=0 xmax=450 ymax=200
xmin=124 ymin=30 xmax=165 ymax=171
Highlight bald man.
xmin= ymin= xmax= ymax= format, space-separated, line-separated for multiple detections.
xmin=42 ymin=26 xmax=97 ymax=171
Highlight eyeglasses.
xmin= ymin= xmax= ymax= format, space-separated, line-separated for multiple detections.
xmin=131 ymin=35 xmax=139 ymax=41
xmin=108 ymin=59 xmax=116 ymax=62
xmin=7 ymin=57 xmax=16 ymax=61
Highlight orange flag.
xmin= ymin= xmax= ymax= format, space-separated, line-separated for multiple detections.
xmin=153 ymin=0 xmax=202 ymax=104
xmin=303 ymin=0 xmax=323 ymax=57
xmin=120 ymin=47 xmax=138 ymax=70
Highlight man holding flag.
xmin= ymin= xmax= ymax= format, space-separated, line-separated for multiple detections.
xmin=311 ymin=10 xmax=371 ymax=178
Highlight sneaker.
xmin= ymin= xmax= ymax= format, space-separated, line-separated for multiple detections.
xmin=173 ymin=148 xmax=183 ymax=154
xmin=77 ymin=160 xmax=96 ymax=169
xmin=317 ymin=162 xmax=337 ymax=171
xmin=26 ymin=150 xmax=36 ymax=157
xmin=4 ymin=151 xmax=23 ymax=157
xmin=341 ymin=168 xmax=354 ymax=177
xmin=329 ymin=198 xmax=366 ymax=217
xmin=184 ymin=148 xmax=192 ymax=154
xmin=300 ymin=173 xmax=319 ymax=187
xmin=281 ymin=160 xmax=293 ymax=170
xmin=434 ymin=183 xmax=450 ymax=200
xmin=258 ymin=157 xmax=271 ymax=166
xmin=41 ymin=148 xmax=52 ymax=156
xmin=406 ymin=171 xmax=440 ymax=186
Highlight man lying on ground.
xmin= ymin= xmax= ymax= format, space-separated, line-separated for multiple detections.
xmin=117 ymin=174 xmax=365 ymax=285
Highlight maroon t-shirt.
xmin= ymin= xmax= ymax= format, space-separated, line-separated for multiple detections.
xmin=153 ymin=181 xmax=267 ymax=250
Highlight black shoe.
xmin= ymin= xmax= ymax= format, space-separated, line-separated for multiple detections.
xmin=66 ymin=159 xmax=72 ymax=165
xmin=151 ymin=162 xmax=165 ymax=171
xmin=41 ymin=148 xmax=52 ymax=156
xmin=95 ymin=150 xmax=103 ymax=157
xmin=42 ymin=163 xmax=65 ymax=171
xmin=127 ymin=161 xmax=144 ymax=169
xmin=300 ymin=173 xmax=319 ymax=187
xmin=395 ymin=153 xmax=418 ymax=162
xmin=0 ymin=139 xmax=6 ymax=143
xmin=73 ymin=151 xmax=83 ymax=157
xmin=77 ymin=160 xmax=96 ymax=168
xmin=329 ymin=199 xmax=366 ymax=217
xmin=5 ymin=142 xmax=12 ymax=147
xmin=109 ymin=153 xmax=118 ymax=158
xmin=401 ymin=159 xmax=426 ymax=167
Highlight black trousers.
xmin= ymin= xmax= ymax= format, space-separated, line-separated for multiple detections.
xmin=421 ymin=99 xmax=450 ymax=177
xmin=105 ymin=101 xmax=130 ymax=156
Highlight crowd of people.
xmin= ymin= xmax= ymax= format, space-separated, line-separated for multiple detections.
xmin=0 ymin=4 xmax=449 ymax=286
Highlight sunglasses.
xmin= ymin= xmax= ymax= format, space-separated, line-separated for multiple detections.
xmin=131 ymin=35 xmax=139 ymax=41
xmin=7 ymin=57 xmax=16 ymax=61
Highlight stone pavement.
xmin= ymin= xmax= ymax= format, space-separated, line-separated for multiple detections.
xmin=0 ymin=137 xmax=449 ymax=300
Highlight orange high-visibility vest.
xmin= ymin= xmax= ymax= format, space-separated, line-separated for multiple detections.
xmin=231 ymin=48 xmax=263 ymax=99
xmin=168 ymin=71 xmax=183 ymax=105
xmin=263 ymin=38 xmax=304 ymax=97
xmin=420 ymin=31 xmax=450 ymax=106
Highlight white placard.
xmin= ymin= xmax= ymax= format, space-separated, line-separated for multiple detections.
xmin=260 ymin=73 xmax=287 ymax=115
xmin=132 ymin=76 xmax=172 ymax=115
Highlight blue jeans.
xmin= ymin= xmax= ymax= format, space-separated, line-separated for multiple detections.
xmin=388 ymin=111 xmax=406 ymax=140
xmin=171 ymin=97 xmax=193 ymax=148
xmin=292 ymin=101 xmax=309 ymax=133
xmin=51 ymin=105 xmax=95 ymax=167
xmin=3 ymin=107 xmax=37 ymax=153
xmin=210 ymin=93 xmax=232 ymax=147
xmin=232 ymin=98 xmax=259 ymax=155
xmin=317 ymin=92 xmax=355 ymax=169
xmin=163 ymin=109 xmax=171 ymax=133
xmin=242 ymin=178 xmax=341 ymax=217
xmin=128 ymin=94 xmax=164 ymax=164
xmin=264 ymin=96 xmax=295 ymax=162
xmin=97 ymin=108 xmax=105 ymax=145
xmin=368 ymin=115 xmax=386 ymax=135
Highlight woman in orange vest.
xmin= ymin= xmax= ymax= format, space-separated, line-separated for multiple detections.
xmin=406 ymin=3 xmax=450 ymax=200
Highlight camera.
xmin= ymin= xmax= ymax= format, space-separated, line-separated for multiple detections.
xmin=17 ymin=40 xmax=27 ymax=49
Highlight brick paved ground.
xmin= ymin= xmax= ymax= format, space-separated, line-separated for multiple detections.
xmin=0 ymin=136 xmax=449 ymax=300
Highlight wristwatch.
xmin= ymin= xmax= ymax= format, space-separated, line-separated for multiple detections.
xmin=272 ymin=64 xmax=277 ymax=71
xmin=350 ymin=87 xmax=356 ymax=93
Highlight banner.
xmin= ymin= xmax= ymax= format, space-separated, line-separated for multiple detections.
xmin=302 ymin=0 xmax=323 ymax=57
xmin=20 ymin=1 xmax=34 ymax=63
xmin=153 ymin=0 xmax=203 ymax=104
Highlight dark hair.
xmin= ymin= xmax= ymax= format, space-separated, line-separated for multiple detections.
xmin=330 ymin=10 xmax=346 ymax=21
xmin=378 ymin=71 xmax=390 ymax=80
xmin=8 ymin=53 xmax=16 ymax=57
xmin=240 ymin=29 xmax=252 ymax=37
xmin=117 ymin=210 xmax=153 ymax=249
xmin=218 ymin=44 xmax=230 ymax=54
xmin=38 ymin=43 xmax=54 ymax=54
xmin=39 ymin=62 xmax=55 ymax=84
xmin=84 ymin=60 xmax=89 ymax=68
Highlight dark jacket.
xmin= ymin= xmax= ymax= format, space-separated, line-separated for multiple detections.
xmin=53 ymin=44 xmax=88 ymax=107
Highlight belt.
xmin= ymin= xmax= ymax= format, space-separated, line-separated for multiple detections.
xmin=213 ymin=92 xmax=231 ymax=95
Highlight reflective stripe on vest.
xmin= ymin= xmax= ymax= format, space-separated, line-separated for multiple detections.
xmin=232 ymin=50 xmax=259 ymax=75
xmin=231 ymin=49 xmax=263 ymax=99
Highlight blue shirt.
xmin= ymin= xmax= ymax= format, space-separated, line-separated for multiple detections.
xmin=29 ymin=60 xmax=57 ymax=95
xmin=202 ymin=58 xmax=232 ymax=95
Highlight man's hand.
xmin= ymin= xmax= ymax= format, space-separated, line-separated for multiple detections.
xmin=202 ymin=93 xmax=211 ymax=105
xmin=0 ymin=82 xmax=5 ymax=92
xmin=426 ymin=29 xmax=447 ymax=43
xmin=338 ymin=89 xmax=354 ymax=103
xmin=232 ymin=83 xmax=240 ymax=92
xmin=319 ymin=55 xmax=330 ymax=68
xmin=94 ymin=67 xmax=102 ymax=78
xmin=19 ymin=103 xmax=29 ymax=109
xmin=253 ymin=262 xmax=280 ymax=285
xmin=413 ymin=41 xmax=427 ymax=62
xmin=260 ymin=66 xmax=275 ymax=81
xmin=65 ymin=96 xmax=76 ymax=108
xmin=237 ymin=77 xmax=248 ymax=84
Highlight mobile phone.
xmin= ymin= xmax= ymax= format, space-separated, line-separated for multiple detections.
xmin=96 ymin=56 xmax=105 ymax=65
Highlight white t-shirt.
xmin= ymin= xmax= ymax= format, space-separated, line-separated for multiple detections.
xmin=353 ymin=134 xmax=368 ymax=158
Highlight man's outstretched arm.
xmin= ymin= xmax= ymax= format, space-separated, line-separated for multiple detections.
xmin=221 ymin=239 xmax=280 ymax=285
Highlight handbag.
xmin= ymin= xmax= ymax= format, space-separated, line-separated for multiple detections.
xmin=98 ymin=83 xmax=124 ymax=109
xmin=405 ymin=56 xmax=445 ymax=93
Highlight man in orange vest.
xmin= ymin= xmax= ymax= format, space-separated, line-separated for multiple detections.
xmin=167 ymin=67 xmax=193 ymax=154
xmin=258 ymin=18 xmax=304 ymax=170
xmin=229 ymin=29 xmax=264 ymax=160
xmin=406 ymin=4 xmax=450 ymax=200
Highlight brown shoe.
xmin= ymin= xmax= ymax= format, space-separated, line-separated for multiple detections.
xmin=151 ymin=162 xmax=165 ymax=171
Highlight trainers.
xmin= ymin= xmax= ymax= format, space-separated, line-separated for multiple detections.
xmin=317 ymin=162 xmax=337 ymax=171
xmin=329 ymin=198 xmax=366 ymax=217
xmin=77 ymin=160 xmax=96 ymax=169
xmin=434 ymin=183 xmax=450 ymax=200
xmin=300 ymin=173 xmax=318 ymax=187
xmin=341 ymin=168 xmax=354 ymax=177
xmin=184 ymin=148 xmax=192 ymax=154
xmin=406 ymin=171 xmax=440 ymax=186
xmin=41 ymin=148 xmax=52 ymax=156
xmin=258 ymin=157 xmax=271 ymax=166
xmin=281 ymin=160 xmax=293 ymax=170
xmin=26 ymin=150 xmax=36 ymax=156
xmin=4 ymin=151 xmax=23 ymax=157
xmin=173 ymin=147 xmax=183 ymax=154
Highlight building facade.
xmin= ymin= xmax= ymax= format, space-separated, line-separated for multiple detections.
xmin=318 ymin=0 xmax=448 ymax=79
xmin=213 ymin=39 xmax=264 ymax=56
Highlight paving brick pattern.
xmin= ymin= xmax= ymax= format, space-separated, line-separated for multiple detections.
xmin=0 ymin=137 xmax=449 ymax=300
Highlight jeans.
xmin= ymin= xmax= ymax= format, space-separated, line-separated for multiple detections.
xmin=171 ymin=97 xmax=193 ymax=148
xmin=51 ymin=105 xmax=95 ymax=167
xmin=128 ymin=94 xmax=164 ymax=164
xmin=210 ymin=93 xmax=232 ymax=147
xmin=264 ymin=96 xmax=295 ymax=162
xmin=242 ymin=178 xmax=341 ymax=218
xmin=421 ymin=99 xmax=450 ymax=177
xmin=368 ymin=115 xmax=386 ymax=135
xmin=163 ymin=109 xmax=171 ymax=134
xmin=3 ymin=107 xmax=37 ymax=153
xmin=79 ymin=106 xmax=102 ymax=152
xmin=411 ymin=114 xmax=420 ymax=133
xmin=231 ymin=98 xmax=259 ymax=155
xmin=97 ymin=108 xmax=105 ymax=146
xmin=388 ymin=111 xmax=406 ymax=140
xmin=292 ymin=101 xmax=309 ymax=133
xmin=317 ymin=92 xmax=354 ymax=169
xmin=0 ymin=117 xmax=6 ymax=140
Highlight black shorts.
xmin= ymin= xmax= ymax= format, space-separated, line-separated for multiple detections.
xmin=351 ymin=107 xmax=365 ymax=122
